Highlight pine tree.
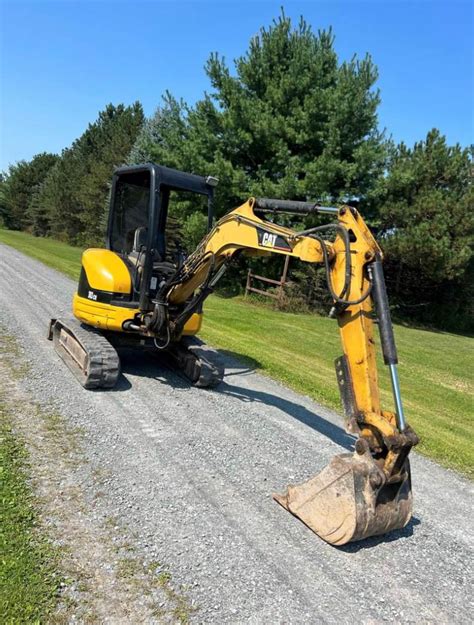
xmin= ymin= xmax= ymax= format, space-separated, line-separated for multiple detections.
xmin=37 ymin=102 xmax=144 ymax=245
xmin=78 ymin=102 xmax=145 ymax=245
xmin=1 ymin=153 xmax=58 ymax=230
xmin=375 ymin=129 xmax=473 ymax=329
xmin=130 ymin=12 xmax=386 ymax=218
xmin=129 ymin=11 xmax=386 ymax=296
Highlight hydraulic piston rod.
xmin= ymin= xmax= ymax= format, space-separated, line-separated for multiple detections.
xmin=389 ymin=363 xmax=407 ymax=432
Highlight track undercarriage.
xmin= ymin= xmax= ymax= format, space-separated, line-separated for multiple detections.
xmin=48 ymin=318 xmax=224 ymax=390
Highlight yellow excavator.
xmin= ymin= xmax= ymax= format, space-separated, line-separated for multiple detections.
xmin=48 ymin=163 xmax=418 ymax=546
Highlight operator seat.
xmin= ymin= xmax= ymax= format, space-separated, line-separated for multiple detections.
xmin=127 ymin=226 xmax=177 ymax=292
xmin=128 ymin=226 xmax=148 ymax=262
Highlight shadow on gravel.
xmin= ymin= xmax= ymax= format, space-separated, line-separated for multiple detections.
xmin=217 ymin=381 xmax=356 ymax=451
xmin=218 ymin=349 xmax=261 ymax=378
xmin=213 ymin=350 xmax=356 ymax=451
xmin=110 ymin=348 xmax=355 ymax=451
xmin=337 ymin=516 xmax=422 ymax=552
xmin=114 ymin=348 xmax=261 ymax=390
xmin=109 ymin=350 xmax=189 ymax=392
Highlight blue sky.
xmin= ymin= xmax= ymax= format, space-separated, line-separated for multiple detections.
xmin=0 ymin=0 xmax=472 ymax=171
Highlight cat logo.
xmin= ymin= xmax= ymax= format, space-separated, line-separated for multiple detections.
xmin=261 ymin=232 xmax=277 ymax=248
xmin=88 ymin=290 xmax=98 ymax=301
xmin=256 ymin=226 xmax=291 ymax=251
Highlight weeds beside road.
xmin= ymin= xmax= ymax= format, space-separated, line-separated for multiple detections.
xmin=0 ymin=335 xmax=61 ymax=622
xmin=1 ymin=228 xmax=472 ymax=476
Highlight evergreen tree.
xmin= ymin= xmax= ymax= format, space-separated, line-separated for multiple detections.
xmin=28 ymin=180 xmax=51 ymax=236
xmin=1 ymin=153 xmax=58 ymax=230
xmin=130 ymin=12 xmax=386 ymax=218
xmin=129 ymin=12 xmax=386 ymax=295
xmin=37 ymin=102 xmax=144 ymax=245
xmin=78 ymin=103 xmax=145 ymax=244
xmin=375 ymin=129 xmax=473 ymax=329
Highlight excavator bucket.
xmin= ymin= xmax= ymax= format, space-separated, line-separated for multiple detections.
xmin=273 ymin=447 xmax=412 ymax=546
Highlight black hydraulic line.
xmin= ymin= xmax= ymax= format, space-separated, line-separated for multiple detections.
xmin=171 ymin=255 xmax=218 ymax=333
xmin=311 ymin=231 xmax=372 ymax=307
xmin=292 ymin=222 xmax=372 ymax=307
xmin=160 ymin=250 xmax=215 ymax=295
xmin=292 ymin=223 xmax=351 ymax=302
xmin=369 ymin=258 xmax=398 ymax=365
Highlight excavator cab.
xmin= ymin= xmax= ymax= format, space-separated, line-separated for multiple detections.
xmin=106 ymin=163 xmax=217 ymax=311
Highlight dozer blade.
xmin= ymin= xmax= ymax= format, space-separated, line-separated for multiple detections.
xmin=273 ymin=447 xmax=412 ymax=546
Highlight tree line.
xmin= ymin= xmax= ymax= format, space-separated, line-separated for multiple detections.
xmin=1 ymin=13 xmax=472 ymax=331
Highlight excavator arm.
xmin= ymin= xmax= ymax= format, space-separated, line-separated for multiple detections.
xmin=155 ymin=197 xmax=418 ymax=545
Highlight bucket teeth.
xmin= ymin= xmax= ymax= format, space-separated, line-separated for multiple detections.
xmin=273 ymin=451 xmax=412 ymax=546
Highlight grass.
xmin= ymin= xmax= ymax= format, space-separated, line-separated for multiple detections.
xmin=0 ymin=404 xmax=61 ymax=622
xmin=115 ymin=557 xmax=194 ymax=623
xmin=0 ymin=328 xmax=62 ymax=621
xmin=1 ymin=228 xmax=472 ymax=476
xmin=0 ymin=228 xmax=83 ymax=280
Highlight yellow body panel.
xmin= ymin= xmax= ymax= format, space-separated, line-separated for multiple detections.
xmin=330 ymin=208 xmax=382 ymax=417
xmin=82 ymin=248 xmax=132 ymax=294
xmin=73 ymin=293 xmax=139 ymax=331
xmin=182 ymin=311 xmax=203 ymax=335
xmin=73 ymin=293 xmax=202 ymax=336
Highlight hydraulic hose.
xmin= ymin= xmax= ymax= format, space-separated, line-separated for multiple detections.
xmin=293 ymin=223 xmax=372 ymax=307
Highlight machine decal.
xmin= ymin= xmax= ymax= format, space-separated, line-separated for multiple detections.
xmin=77 ymin=267 xmax=128 ymax=305
xmin=256 ymin=227 xmax=291 ymax=251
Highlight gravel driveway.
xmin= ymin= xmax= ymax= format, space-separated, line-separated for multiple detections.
xmin=1 ymin=243 xmax=472 ymax=624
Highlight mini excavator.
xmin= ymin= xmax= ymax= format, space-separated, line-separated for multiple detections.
xmin=48 ymin=163 xmax=418 ymax=546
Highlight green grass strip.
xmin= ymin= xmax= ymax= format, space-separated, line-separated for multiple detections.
xmin=0 ymin=229 xmax=83 ymax=280
xmin=0 ymin=406 xmax=60 ymax=622
xmin=200 ymin=295 xmax=473 ymax=476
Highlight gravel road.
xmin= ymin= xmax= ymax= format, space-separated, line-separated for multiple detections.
xmin=1 ymin=243 xmax=473 ymax=624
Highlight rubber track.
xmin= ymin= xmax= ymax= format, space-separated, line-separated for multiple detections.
xmin=50 ymin=318 xmax=120 ymax=389
xmin=167 ymin=338 xmax=225 ymax=388
xmin=187 ymin=341 xmax=225 ymax=388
